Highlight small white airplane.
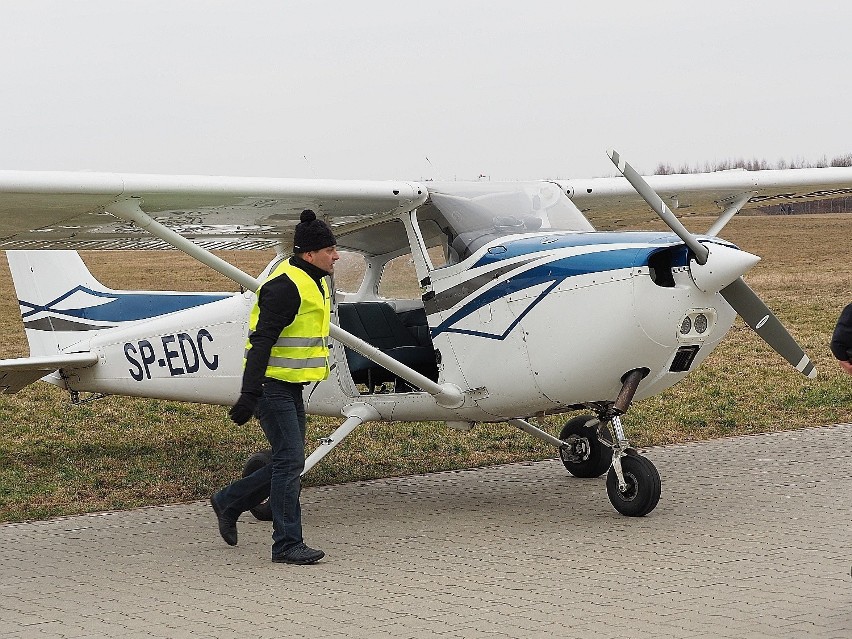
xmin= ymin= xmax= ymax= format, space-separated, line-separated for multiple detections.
xmin=0 ymin=151 xmax=846 ymax=518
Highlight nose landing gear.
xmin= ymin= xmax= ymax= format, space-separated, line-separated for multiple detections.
xmin=558 ymin=368 xmax=662 ymax=517
xmin=605 ymin=442 xmax=661 ymax=517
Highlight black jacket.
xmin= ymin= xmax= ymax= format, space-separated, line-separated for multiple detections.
xmin=830 ymin=303 xmax=852 ymax=361
xmin=241 ymin=256 xmax=329 ymax=397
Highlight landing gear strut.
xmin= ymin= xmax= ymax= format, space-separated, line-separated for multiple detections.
xmin=569 ymin=368 xmax=661 ymax=517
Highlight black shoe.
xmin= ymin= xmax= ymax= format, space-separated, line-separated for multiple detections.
xmin=272 ymin=542 xmax=324 ymax=565
xmin=210 ymin=495 xmax=237 ymax=546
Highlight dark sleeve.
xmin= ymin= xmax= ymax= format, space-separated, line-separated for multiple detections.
xmin=830 ymin=303 xmax=852 ymax=361
xmin=240 ymin=274 xmax=301 ymax=396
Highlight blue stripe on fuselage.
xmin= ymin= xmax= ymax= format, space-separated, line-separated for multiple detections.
xmin=20 ymin=286 xmax=231 ymax=323
xmin=433 ymin=246 xmax=660 ymax=339
xmin=473 ymin=231 xmax=684 ymax=267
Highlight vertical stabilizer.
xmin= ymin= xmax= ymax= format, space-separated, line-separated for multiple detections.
xmin=6 ymin=250 xmax=234 ymax=357
xmin=7 ymin=250 xmax=115 ymax=355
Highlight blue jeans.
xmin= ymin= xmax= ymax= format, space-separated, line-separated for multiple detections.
xmin=216 ymin=379 xmax=306 ymax=556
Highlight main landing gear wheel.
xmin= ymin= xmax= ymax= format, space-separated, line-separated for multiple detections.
xmin=558 ymin=414 xmax=613 ymax=478
xmin=605 ymin=450 xmax=661 ymax=517
xmin=242 ymin=449 xmax=273 ymax=521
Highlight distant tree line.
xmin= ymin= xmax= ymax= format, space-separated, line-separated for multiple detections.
xmin=654 ymin=153 xmax=852 ymax=175
xmin=654 ymin=153 xmax=852 ymax=214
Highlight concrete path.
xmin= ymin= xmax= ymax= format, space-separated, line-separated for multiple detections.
xmin=2 ymin=424 xmax=851 ymax=638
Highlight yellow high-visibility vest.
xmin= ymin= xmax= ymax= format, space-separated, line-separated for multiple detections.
xmin=245 ymin=259 xmax=330 ymax=383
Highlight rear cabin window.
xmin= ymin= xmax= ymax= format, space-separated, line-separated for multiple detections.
xmin=332 ymin=251 xmax=366 ymax=294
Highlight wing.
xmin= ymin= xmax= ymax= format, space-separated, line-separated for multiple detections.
xmin=558 ymin=166 xmax=852 ymax=228
xmin=0 ymin=171 xmax=428 ymax=250
xmin=3 ymin=165 xmax=851 ymax=247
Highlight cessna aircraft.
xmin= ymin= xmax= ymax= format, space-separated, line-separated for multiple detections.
xmin=0 ymin=151 xmax=847 ymax=518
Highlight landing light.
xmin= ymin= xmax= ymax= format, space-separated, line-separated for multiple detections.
xmin=678 ymin=310 xmax=716 ymax=342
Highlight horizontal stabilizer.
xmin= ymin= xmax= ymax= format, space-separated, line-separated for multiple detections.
xmin=0 ymin=352 xmax=98 ymax=394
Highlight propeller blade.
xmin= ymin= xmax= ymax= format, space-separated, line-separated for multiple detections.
xmin=607 ymin=149 xmax=709 ymax=264
xmin=607 ymin=149 xmax=817 ymax=379
xmin=721 ymin=277 xmax=817 ymax=378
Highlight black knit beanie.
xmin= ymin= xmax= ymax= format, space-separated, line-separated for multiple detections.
xmin=293 ymin=209 xmax=336 ymax=253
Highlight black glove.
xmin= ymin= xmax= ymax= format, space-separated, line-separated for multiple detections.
xmin=229 ymin=393 xmax=258 ymax=425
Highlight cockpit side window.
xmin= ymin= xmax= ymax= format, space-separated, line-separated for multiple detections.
xmin=377 ymin=254 xmax=421 ymax=299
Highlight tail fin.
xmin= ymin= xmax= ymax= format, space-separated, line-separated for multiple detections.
xmin=7 ymin=250 xmax=231 ymax=357
xmin=7 ymin=250 xmax=116 ymax=356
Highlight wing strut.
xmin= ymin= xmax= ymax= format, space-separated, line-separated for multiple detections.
xmin=107 ymin=198 xmax=262 ymax=291
xmin=105 ymin=199 xmax=466 ymax=409
xmin=706 ymin=192 xmax=754 ymax=237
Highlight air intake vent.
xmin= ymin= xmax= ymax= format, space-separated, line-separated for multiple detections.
xmin=648 ymin=249 xmax=675 ymax=287
xmin=670 ymin=345 xmax=700 ymax=372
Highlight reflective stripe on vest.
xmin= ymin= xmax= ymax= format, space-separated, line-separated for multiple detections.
xmin=245 ymin=259 xmax=331 ymax=383
xmin=244 ymin=334 xmax=328 ymax=352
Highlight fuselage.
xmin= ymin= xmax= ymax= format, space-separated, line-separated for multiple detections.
xmin=34 ymin=230 xmax=737 ymax=424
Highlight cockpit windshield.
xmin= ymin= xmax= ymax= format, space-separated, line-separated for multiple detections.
xmin=414 ymin=181 xmax=594 ymax=266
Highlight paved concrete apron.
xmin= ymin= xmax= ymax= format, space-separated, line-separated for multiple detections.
xmin=2 ymin=424 xmax=851 ymax=638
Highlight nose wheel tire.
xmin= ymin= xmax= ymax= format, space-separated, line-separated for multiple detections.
xmin=558 ymin=414 xmax=613 ymax=478
xmin=606 ymin=451 xmax=661 ymax=517
xmin=243 ymin=449 xmax=273 ymax=521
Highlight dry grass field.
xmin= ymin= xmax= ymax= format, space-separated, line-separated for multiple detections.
xmin=0 ymin=213 xmax=850 ymax=522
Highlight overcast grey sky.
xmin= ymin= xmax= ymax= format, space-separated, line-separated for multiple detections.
xmin=2 ymin=0 xmax=850 ymax=181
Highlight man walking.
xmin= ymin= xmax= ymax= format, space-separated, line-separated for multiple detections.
xmin=831 ymin=303 xmax=852 ymax=376
xmin=211 ymin=209 xmax=338 ymax=564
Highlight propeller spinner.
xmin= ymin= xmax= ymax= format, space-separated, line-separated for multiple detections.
xmin=607 ymin=150 xmax=817 ymax=379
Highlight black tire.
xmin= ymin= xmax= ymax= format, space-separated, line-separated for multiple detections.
xmin=243 ymin=449 xmax=273 ymax=521
xmin=605 ymin=451 xmax=661 ymax=517
xmin=558 ymin=415 xmax=613 ymax=478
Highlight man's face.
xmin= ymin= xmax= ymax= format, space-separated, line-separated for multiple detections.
xmin=303 ymin=246 xmax=340 ymax=274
